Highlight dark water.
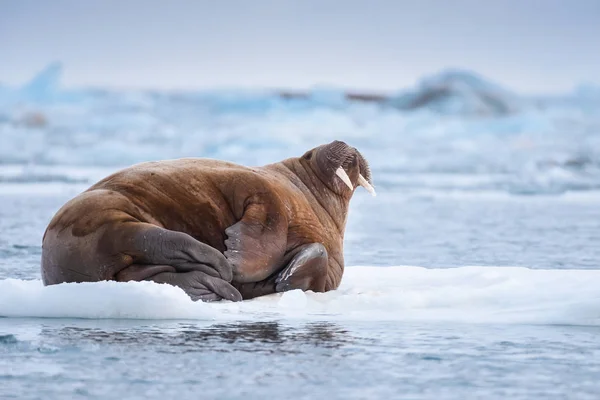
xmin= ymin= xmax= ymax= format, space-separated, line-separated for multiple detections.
xmin=2 ymin=319 xmax=600 ymax=399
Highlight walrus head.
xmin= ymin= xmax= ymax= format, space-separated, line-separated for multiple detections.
xmin=301 ymin=140 xmax=376 ymax=197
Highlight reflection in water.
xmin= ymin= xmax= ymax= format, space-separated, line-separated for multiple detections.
xmin=39 ymin=321 xmax=355 ymax=354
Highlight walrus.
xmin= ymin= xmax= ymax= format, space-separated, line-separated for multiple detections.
xmin=41 ymin=140 xmax=375 ymax=302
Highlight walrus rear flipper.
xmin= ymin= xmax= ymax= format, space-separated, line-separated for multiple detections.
xmin=109 ymin=223 xmax=242 ymax=302
xmin=117 ymin=264 xmax=241 ymax=302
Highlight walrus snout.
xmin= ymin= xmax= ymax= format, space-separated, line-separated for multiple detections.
xmin=309 ymin=140 xmax=376 ymax=196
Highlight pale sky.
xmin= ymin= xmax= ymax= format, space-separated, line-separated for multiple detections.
xmin=1 ymin=0 xmax=599 ymax=94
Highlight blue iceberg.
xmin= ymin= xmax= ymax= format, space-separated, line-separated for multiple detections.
xmin=0 ymin=62 xmax=82 ymax=106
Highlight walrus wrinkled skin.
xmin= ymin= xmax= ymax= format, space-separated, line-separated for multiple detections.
xmin=41 ymin=140 xmax=375 ymax=302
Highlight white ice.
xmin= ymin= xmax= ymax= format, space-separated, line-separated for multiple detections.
xmin=1 ymin=266 xmax=599 ymax=326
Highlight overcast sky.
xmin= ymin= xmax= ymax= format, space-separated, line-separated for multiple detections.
xmin=1 ymin=0 xmax=599 ymax=93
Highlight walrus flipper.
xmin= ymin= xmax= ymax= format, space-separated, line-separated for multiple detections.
xmin=121 ymin=224 xmax=233 ymax=280
xmin=116 ymin=263 xmax=241 ymax=302
xmin=234 ymin=243 xmax=328 ymax=300
xmin=113 ymin=224 xmax=242 ymax=302
xmin=275 ymin=243 xmax=328 ymax=293
xmin=150 ymin=270 xmax=242 ymax=302
xmin=224 ymin=194 xmax=288 ymax=283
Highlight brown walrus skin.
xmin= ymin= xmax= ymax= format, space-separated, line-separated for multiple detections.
xmin=41 ymin=140 xmax=374 ymax=302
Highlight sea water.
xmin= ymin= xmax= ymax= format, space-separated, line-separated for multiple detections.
xmin=1 ymin=65 xmax=600 ymax=399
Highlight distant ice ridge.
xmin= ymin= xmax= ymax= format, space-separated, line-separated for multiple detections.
xmin=1 ymin=266 xmax=599 ymax=326
xmin=1 ymin=63 xmax=600 ymax=195
xmin=389 ymin=69 xmax=526 ymax=116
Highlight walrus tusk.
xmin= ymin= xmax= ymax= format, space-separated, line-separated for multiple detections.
xmin=335 ymin=167 xmax=354 ymax=190
xmin=358 ymin=174 xmax=376 ymax=196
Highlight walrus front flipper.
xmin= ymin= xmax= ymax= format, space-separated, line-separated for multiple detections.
xmin=235 ymin=243 xmax=328 ymax=300
xmin=275 ymin=243 xmax=328 ymax=293
xmin=224 ymin=194 xmax=288 ymax=283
